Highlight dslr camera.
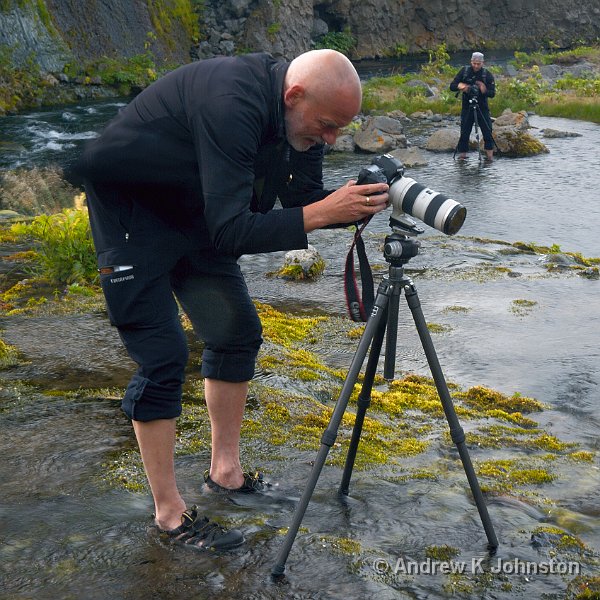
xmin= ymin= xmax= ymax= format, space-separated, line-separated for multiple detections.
xmin=356 ymin=154 xmax=466 ymax=236
xmin=465 ymin=79 xmax=480 ymax=99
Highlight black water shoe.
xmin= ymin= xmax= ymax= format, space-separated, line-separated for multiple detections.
xmin=158 ymin=506 xmax=244 ymax=550
xmin=204 ymin=469 xmax=268 ymax=493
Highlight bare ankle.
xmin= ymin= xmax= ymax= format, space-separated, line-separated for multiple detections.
xmin=154 ymin=499 xmax=187 ymax=531
xmin=208 ymin=466 xmax=244 ymax=490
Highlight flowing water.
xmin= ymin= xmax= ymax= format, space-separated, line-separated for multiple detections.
xmin=0 ymin=98 xmax=599 ymax=599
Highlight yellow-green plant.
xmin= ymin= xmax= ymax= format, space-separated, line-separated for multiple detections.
xmin=10 ymin=209 xmax=97 ymax=285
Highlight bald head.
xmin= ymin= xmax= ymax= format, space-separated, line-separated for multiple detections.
xmin=286 ymin=49 xmax=362 ymax=114
xmin=283 ymin=50 xmax=362 ymax=151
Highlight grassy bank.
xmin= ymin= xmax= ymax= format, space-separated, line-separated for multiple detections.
xmin=2 ymin=43 xmax=598 ymax=120
xmin=362 ymin=44 xmax=600 ymax=123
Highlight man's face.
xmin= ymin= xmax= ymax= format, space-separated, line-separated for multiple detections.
xmin=284 ymin=91 xmax=355 ymax=152
xmin=471 ymin=59 xmax=484 ymax=72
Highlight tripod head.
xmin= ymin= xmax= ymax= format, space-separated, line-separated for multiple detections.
xmin=384 ymin=229 xmax=421 ymax=266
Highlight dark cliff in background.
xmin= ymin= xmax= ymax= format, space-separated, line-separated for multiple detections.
xmin=1 ymin=0 xmax=599 ymax=72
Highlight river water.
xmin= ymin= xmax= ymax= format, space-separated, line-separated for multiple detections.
xmin=0 ymin=98 xmax=599 ymax=599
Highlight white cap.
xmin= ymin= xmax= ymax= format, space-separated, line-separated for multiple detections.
xmin=471 ymin=52 xmax=484 ymax=62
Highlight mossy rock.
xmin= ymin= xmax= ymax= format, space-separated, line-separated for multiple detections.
xmin=493 ymin=129 xmax=549 ymax=157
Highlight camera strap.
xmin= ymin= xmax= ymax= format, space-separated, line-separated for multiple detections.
xmin=344 ymin=218 xmax=374 ymax=322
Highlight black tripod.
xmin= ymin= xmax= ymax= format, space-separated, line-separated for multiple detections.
xmin=454 ymin=95 xmax=497 ymax=163
xmin=469 ymin=97 xmax=484 ymax=163
xmin=272 ymin=229 xmax=498 ymax=577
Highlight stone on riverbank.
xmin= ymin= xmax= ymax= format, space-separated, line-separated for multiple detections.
xmin=542 ymin=128 xmax=582 ymax=138
xmin=353 ymin=115 xmax=407 ymax=153
xmin=493 ymin=128 xmax=549 ymax=157
xmin=273 ymin=245 xmax=326 ymax=281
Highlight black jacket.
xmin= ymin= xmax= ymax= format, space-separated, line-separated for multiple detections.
xmin=74 ymin=53 xmax=330 ymax=257
xmin=449 ymin=65 xmax=496 ymax=111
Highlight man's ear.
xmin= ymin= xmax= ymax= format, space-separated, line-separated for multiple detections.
xmin=284 ymin=84 xmax=305 ymax=108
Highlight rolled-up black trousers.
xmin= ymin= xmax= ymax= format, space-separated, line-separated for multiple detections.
xmin=457 ymin=105 xmax=494 ymax=152
xmin=85 ymin=181 xmax=263 ymax=422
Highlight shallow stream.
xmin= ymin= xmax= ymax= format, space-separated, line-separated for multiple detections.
xmin=0 ymin=101 xmax=598 ymax=599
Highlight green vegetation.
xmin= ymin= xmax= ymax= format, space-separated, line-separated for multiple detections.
xmin=425 ymin=544 xmax=460 ymax=561
xmin=315 ymin=30 xmax=357 ymax=56
xmin=567 ymin=576 xmax=600 ymax=599
xmin=9 ymin=208 xmax=97 ymax=286
xmin=146 ymin=0 xmax=200 ymax=45
xmin=510 ymin=298 xmax=538 ymax=316
xmin=0 ymin=338 xmax=20 ymax=367
xmin=266 ymin=22 xmax=281 ymax=41
xmin=0 ymin=47 xmax=46 ymax=114
xmin=362 ymin=43 xmax=600 ymax=123
xmin=63 ymin=51 xmax=161 ymax=95
xmin=273 ymin=257 xmax=326 ymax=280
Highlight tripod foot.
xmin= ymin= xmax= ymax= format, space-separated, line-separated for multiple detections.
xmin=271 ymin=564 xmax=286 ymax=577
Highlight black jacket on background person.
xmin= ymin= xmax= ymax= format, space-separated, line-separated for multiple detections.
xmin=449 ymin=65 xmax=496 ymax=111
xmin=73 ymin=53 xmax=332 ymax=258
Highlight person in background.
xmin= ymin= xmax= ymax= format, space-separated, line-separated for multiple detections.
xmin=450 ymin=51 xmax=496 ymax=161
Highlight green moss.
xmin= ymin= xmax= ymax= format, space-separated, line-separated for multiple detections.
xmin=425 ymin=544 xmax=460 ymax=561
xmin=274 ymin=257 xmax=325 ymax=280
xmin=370 ymin=384 xmax=441 ymax=418
xmin=532 ymin=526 xmax=587 ymax=552
xmin=318 ymin=534 xmax=361 ymax=555
xmin=510 ymin=298 xmax=538 ymax=315
xmin=426 ymin=322 xmax=453 ymax=333
xmin=464 ymin=423 xmax=576 ymax=453
xmin=456 ymin=386 xmax=544 ymax=414
xmin=103 ymin=451 xmax=147 ymax=492
xmin=256 ymin=302 xmax=326 ymax=347
xmin=347 ymin=325 xmax=366 ymax=339
xmin=477 ymin=459 xmax=556 ymax=487
xmin=485 ymin=409 xmax=538 ymax=428
xmin=568 ymin=450 xmax=595 ymax=462
xmin=337 ymin=434 xmax=427 ymax=468
xmin=442 ymin=305 xmax=471 ymax=314
xmin=385 ymin=470 xmax=439 ymax=483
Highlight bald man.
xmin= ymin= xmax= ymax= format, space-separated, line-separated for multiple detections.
xmin=74 ymin=50 xmax=388 ymax=549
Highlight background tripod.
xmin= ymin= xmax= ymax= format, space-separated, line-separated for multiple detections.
xmin=469 ymin=97 xmax=484 ymax=162
xmin=272 ymin=229 xmax=498 ymax=577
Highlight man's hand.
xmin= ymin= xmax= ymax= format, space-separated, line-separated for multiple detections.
xmin=475 ymin=80 xmax=487 ymax=94
xmin=303 ymin=180 xmax=389 ymax=232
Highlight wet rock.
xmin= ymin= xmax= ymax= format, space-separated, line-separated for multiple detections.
xmin=388 ymin=147 xmax=429 ymax=167
xmin=494 ymin=108 xmax=531 ymax=130
xmin=579 ymin=267 xmax=599 ymax=280
xmin=274 ymin=245 xmax=325 ymax=280
xmin=493 ymin=128 xmax=549 ymax=157
xmin=410 ymin=109 xmax=434 ymax=120
xmin=331 ymin=134 xmax=356 ymax=153
xmin=542 ymin=128 xmax=582 ymax=138
xmin=424 ymin=127 xmax=459 ymax=152
xmin=539 ymin=61 xmax=598 ymax=84
xmin=353 ymin=115 xmax=407 ymax=153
